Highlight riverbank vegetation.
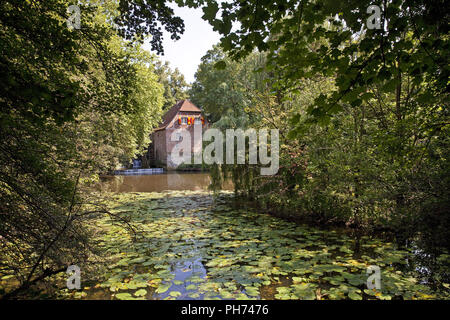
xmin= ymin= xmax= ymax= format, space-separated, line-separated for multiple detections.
xmin=0 ymin=0 xmax=178 ymax=298
xmin=190 ymin=1 xmax=449 ymax=255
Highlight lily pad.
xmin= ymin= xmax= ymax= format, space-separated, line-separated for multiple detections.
xmin=155 ymin=283 xmax=171 ymax=294
xmin=169 ymin=291 xmax=182 ymax=297
xmin=134 ymin=289 xmax=147 ymax=297
xmin=115 ymin=293 xmax=133 ymax=300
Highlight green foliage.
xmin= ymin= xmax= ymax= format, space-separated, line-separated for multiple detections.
xmin=194 ymin=0 xmax=449 ymax=122
xmin=0 ymin=0 xmax=164 ymax=297
xmin=190 ymin=45 xmax=268 ymax=122
xmin=114 ymin=0 xmax=185 ymax=54
xmin=190 ymin=1 xmax=449 ymax=250
xmin=154 ymin=60 xmax=190 ymax=111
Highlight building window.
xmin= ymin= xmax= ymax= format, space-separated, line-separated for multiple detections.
xmin=174 ymin=132 xmax=182 ymax=141
xmin=181 ymin=117 xmax=188 ymax=124
xmin=194 ymin=118 xmax=201 ymax=124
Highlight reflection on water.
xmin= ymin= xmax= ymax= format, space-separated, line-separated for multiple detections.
xmin=160 ymin=246 xmax=209 ymax=300
xmin=99 ymin=172 xmax=233 ymax=193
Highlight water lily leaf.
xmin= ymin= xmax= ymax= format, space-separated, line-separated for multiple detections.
xmin=348 ymin=291 xmax=362 ymax=300
xmin=155 ymin=283 xmax=171 ymax=294
xmin=236 ymin=293 xmax=249 ymax=300
xmin=115 ymin=293 xmax=132 ymax=300
xmin=134 ymin=289 xmax=147 ymax=297
xmin=326 ymin=288 xmax=345 ymax=299
xmin=169 ymin=291 xmax=182 ymax=297
xmin=292 ymin=277 xmax=307 ymax=283
xmin=188 ymin=292 xmax=200 ymax=298
xmin=220 ymin=290 xmax=234 ymax=299
xmin=364 ymin=289 xmax=377 ymax=296
xmin=245 ymin=287 xmax=259 ymax=297
xmin=129 ymin=257 xmax=146 ymax=264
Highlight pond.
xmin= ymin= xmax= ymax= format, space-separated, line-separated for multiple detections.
xmin=54 ymin=188 xmax=448 ymax=300
xmin=99 ymin=172 xmax=233 ymax=193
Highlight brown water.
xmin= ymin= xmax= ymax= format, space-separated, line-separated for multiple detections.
xmin=99 ymin=172 xmax=233 ymax=193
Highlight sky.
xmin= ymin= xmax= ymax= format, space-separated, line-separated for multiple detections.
xmin=143 ymin=4 xmax=221 ymax=84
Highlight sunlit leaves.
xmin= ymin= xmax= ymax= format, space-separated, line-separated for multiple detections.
xmin=189 ymin=0 xmax=449 ymax=125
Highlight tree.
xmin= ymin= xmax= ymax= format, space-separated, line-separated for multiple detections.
xmin=114 ymin=0 xmax=185 ymax=54
xmin=192 ymin=0 xmax=450 ymax=252
xmin=0 ymin=0 xmax=165 ymax=298
xmin=196 ymin=0 xmax=448 ymax=124
xmin=154 ymin=60 xmax=190 ymax=111
xmin=190 ymin=45 xmax=268 ymax=122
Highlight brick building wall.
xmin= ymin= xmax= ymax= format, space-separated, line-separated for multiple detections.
xmin=151 ymin=130 xmax=167 ymax=166
xmin=148 ymin=100 xmax=207 ymax=169
xmin=165 ymin=111 xmax=205 ymax=169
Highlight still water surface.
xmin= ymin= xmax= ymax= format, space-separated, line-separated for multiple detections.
xmin=100 ymin=172 xmax=233 ymax=193
xmin=72 ymin=174 xmax=447 ymax=300
xmin=1 ymin=173 xmax=445 ymax=300
xmin=0 ymin=173 xmax=440 ymax=300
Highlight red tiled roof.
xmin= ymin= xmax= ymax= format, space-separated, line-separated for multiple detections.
xmin=179 ymin=99 xmax=202 ymax=113
xmin=154 ymin=100 xmax=201 ymax=131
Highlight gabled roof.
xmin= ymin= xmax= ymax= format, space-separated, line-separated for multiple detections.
xmin=154 ymin=100 xmax=201 ymax=131
xmin=178 ymin=99 xmax=202 ymax=113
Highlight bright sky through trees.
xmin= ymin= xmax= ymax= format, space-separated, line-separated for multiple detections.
xmin=144 ymin=4 xmax=221 ymax=84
